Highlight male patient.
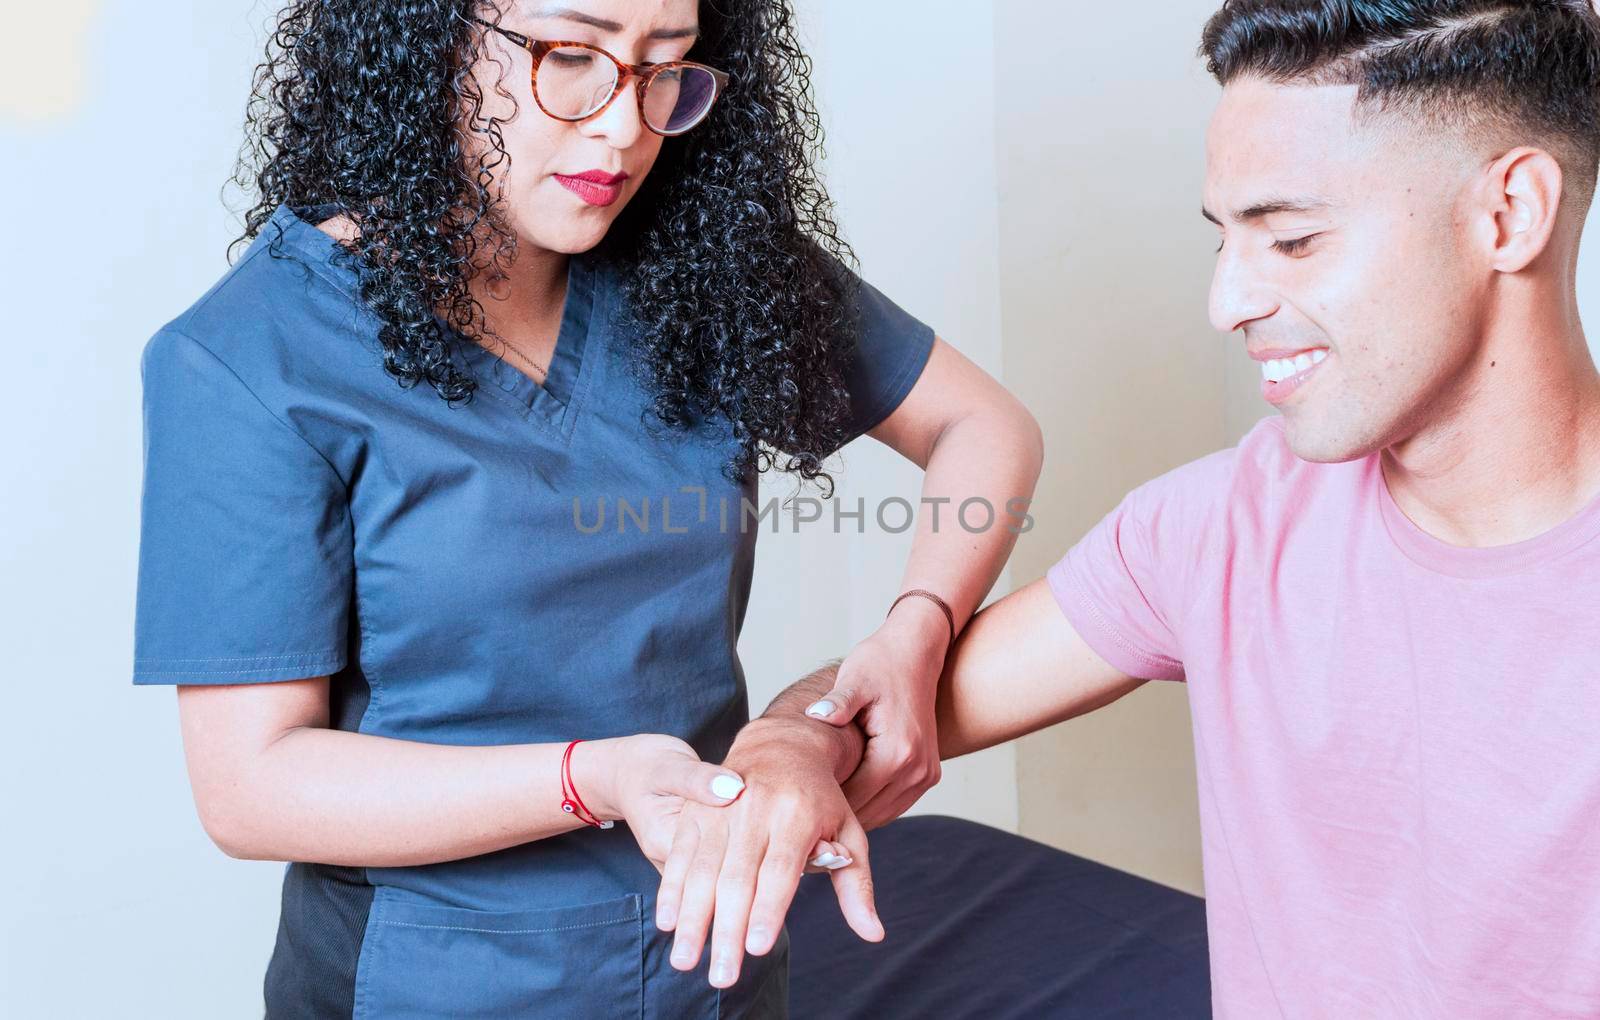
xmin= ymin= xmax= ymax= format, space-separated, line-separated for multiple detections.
xmin=653 ymin=1 xmax=1600 ymax=1016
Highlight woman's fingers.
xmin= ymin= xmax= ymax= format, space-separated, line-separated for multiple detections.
xmin=853 ymin=769 xmax=935 ymax=831
xmin=829 ymin=813 xmax=885 ymax=943
xmin=840 ymin=749 xmax=898 ymax=817
xmin=808 ymin=839 xmax=853 ymax=870
xmin=663 ymin=757 xmax=746 ymax=808
xmin=803 ymin=682 xmax=861 ymax=726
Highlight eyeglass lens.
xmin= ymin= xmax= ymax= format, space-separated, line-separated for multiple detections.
xmin=538 ymin=47 xmax=718 ymax=132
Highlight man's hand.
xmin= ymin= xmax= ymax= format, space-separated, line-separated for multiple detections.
xmin=654 ymin=717 xmax=883 ymax=989
xmin=802 ymin=595 xmax=949 ymax=829
xmin=579 ymin=734 xmax=749 ymax=871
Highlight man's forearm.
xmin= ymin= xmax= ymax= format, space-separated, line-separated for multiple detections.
xmin=734 ymin=659 xmax=867 ymax=784
xmin=933 ymin=580 xmax=1149 ymax=760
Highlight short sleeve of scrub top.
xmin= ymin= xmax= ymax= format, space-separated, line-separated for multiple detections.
xmin=829 ymin=269 xmax=937 ymax=452
xmin=135 ymin=328 xmax=355 ymax=683
xmin=132 ymin=203 xmax=936 ymax=1019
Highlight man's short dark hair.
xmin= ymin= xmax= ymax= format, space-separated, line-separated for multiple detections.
xmin=1200 ymin=1 xmax=1600 ymax=198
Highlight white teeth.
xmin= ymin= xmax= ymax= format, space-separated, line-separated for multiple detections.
xmin=1258 ymin=350 xmax=1329 ymax=384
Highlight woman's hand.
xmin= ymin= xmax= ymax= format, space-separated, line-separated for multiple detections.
xmin=802 ymin=598 xmax=950 ymax=829
xmin=578 ymin=734 xmax=749 ymax=871
xmin=654 ymin=719 xmax=883 ymax=989
xmin=579 ymin=734 xmax=848 ymax=875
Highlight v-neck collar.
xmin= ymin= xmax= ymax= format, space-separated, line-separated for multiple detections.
xmin=451 ymin=255 xmax=596 ymax=428
xmin=269 ymin=201 xmax=597 ymax=436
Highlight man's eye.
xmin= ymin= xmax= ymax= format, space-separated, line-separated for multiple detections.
xmin=1272 ymin=234 xmax=1320 ymax=256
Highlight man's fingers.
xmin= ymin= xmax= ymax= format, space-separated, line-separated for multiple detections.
xmin=830 ymin=814 xmax=885 ymax=943
xmin=669 ymin=830 xmax=725 ymax=972
xmin=666 ymin=759 xmax=747 ymax=808
xmin=744 ymin=836 xmax=810 ymax=957
xmin=706 ymin=827 xmax=765 ymax=988
xmin=655 ymin=821 xmax=700 ymax=932
xmin=803 ymin=682 xmax=861 ymax=726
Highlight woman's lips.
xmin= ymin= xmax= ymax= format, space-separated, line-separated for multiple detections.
xmin=553 ymin=171 xmax=629 ymax=207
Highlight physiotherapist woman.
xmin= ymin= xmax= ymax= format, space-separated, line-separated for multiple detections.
xmin=131 ymin=0 xmax=1042 ymax=1016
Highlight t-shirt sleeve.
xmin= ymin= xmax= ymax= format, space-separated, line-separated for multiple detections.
xmin=824 ymin=265 xmax=937 ymax=455
xmin=132 ymin=328 xmax=354 ymax=685
xmin=1045 ymin=452 xmax=1235 ymax=683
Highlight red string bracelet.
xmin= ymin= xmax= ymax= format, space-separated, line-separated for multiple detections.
xmin=561 ymin=739 xmax=614 ymax=830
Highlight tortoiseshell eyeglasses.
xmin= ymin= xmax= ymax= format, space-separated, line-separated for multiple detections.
xmin=468 ymin=15 xmax=729 ymax=137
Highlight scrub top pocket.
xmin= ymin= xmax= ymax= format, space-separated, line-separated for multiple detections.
xmin=353 ymin=890 xmax=643 ymax=1019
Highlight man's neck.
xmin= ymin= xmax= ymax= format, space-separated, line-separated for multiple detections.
xmin=1382 ymin=295 xmax=1600 ymax=549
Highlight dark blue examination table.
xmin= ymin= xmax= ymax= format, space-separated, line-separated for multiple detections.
xmin=786 ymin=815 xmax=1211 ymax=1019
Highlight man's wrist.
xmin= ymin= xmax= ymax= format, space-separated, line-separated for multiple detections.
xmin=732 ymin=716 xmax=863 ymax=785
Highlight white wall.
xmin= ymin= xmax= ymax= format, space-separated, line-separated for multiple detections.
xmin=3 ymin=1 xmax=289 ymax=1016
xmin=3 ymin=0 xmax=1598 ymax=1015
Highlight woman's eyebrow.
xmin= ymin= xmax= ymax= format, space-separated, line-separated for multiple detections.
xmin=531 ymin=4 xmax=700 ymax=41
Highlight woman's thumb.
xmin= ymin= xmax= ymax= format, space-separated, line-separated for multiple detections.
xmin=670 ymin=760 xmax=746 ymax=807
xmin=803 ymin=683 xmax=859 ymax=727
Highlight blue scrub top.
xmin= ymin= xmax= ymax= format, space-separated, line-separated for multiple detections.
xmin=133 ymin=203 xmax=935 ymax=1018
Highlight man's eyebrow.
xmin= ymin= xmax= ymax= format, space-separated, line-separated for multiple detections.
xmin=532 ymin=5 xmax=700 ymax=40
xmin=1202 ymin=199 xmax=1333 ymax=225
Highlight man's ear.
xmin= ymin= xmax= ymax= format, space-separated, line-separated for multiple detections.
xmin=1479 ymin=147 xmax=1564 ymax=274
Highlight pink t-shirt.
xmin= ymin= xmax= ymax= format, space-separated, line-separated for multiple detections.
xmin=1047 ymin=415 xmax=1600 ymax=1019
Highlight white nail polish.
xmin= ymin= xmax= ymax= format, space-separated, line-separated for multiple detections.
xmin=710 ymin=774 xmax=745 ymax=800
xmin=826 ymin=857 xmax=853 ymax=870
xmin=805 ymin=700 xmax=836 ymax=718
xmin=809 ymin=852 xmax=838 ymax=868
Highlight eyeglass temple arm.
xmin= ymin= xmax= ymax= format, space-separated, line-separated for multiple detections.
xmin=465 ymin=14 xmax=533 ymax=51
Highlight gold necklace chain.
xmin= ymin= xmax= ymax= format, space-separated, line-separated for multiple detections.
xmin=496 ymin=338 xmax=549 ymax=381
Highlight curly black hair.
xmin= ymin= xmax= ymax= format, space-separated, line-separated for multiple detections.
xmin=231 ymin=0 xmax=860 ymax=491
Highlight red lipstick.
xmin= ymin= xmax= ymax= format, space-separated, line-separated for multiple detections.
xmin=553 ymin=169 xmax=630 ymax=207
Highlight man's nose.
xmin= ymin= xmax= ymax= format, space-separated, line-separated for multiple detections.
xmin=1208 ymin=245 xmax=1279 ymax=334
